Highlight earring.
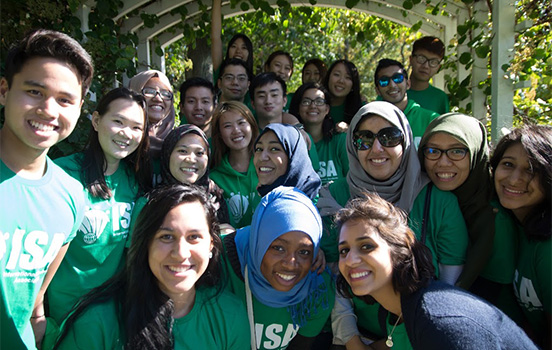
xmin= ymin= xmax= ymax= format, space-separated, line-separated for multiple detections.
xmin=209 ymin=251 xmax=213 ymax=259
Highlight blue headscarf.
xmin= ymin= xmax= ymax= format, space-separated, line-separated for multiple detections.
xmin=256 ymin=124 xmax=321 ymax=200
xmin=234 ymin=186 xmax=329 ymax=326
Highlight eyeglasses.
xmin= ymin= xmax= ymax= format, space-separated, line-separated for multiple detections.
xmin=422 ymin=147 xmax=469 ymax=161
xmin=353 ymin=127 xmax=403 ymax=150
xmin=377 ymin=73 xmax=405 ymax=88
xmin=301 ymin=98 xmax=326 ymax=106
xmin=142 ymin=87 xmax=173 ymax=101
xmin=222 ymin=74 xmax=248 ymax=83
xmin=413 ymin=54 xmax=441 ymax=68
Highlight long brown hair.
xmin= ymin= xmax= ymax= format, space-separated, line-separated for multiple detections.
xmin=210 ymin=101 xmax=259 ymax=169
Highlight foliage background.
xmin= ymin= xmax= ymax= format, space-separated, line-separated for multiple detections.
xmin=0 ymin=0 xmax=550 ymax=158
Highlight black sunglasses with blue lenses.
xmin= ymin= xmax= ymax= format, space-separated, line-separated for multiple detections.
xmin=377 ymin=73 xmax=406 ymax=88
xmin=353 ymin=127 xmax=404 ymax=150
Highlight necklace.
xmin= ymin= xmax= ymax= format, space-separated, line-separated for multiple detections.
xmin=385 ymin=312 xmax=402 ymax=347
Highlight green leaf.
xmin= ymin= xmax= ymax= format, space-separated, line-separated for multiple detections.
xmin=155 ymin=46 xmax=164 ymax=57
xmin=240 ymin=2 xmax=250 ymax=11
xmin=457 ymin=24 xmax=469 ymax=36
xmin=459 ymin=52 xmax=472 ymax=64
xmin=411 ymin=20 xmax=422 ymax=32
xmin=403 ymin=0 xmax=413 ymax=10
xmin=115 ymin=58 xmax=129 ymax=69
xmin=259 ymin=1 xmax=275 ymax=15
xmin=475 ymin=45 xmax=489 ymax=58
xmin=345 ymin=0 xmax=360 ymax=9
xmin=457 ymin=86 xmax=470 ymax=99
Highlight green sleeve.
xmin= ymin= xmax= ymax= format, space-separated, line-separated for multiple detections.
xmin=535 ymin=240 xmax=552 ymax=314
xmin=297 ymin=272 xmax=335 ymax=337
xmin=410 ymin=186 xmax=469 ymax=271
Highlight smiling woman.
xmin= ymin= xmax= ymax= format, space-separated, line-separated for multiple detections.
xmin=222 ymin=186 xmax=334 ymax=350
xmin=159 ymin=124 xmax=230 ymax=225
xmin=54 ymin=185 xmax=250 ymax=349
xmin=418 ymin=113 xmax=521 ymax=318
xmin=490 ymin=125 xmax=552 ymax=348
xmin=47 ymin=87 xmax=152 ymax=326
xmin=253 ymin=123 xmax=321 ymax=201
xmin=129 ymin=70 xmax=176 ymax=159
xmin=335 ymin=193 xmax=537 ymax=350
xmin=289 ymin=83 xmax=349 ymax=184
xmin=210 ymin=101 xmax=261 ymax=228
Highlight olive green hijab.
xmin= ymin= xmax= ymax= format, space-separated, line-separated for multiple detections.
xmin=418 ymin=113 xmax=495 ymax=289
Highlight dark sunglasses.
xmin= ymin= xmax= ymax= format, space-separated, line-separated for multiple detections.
xmin=353 ymin=127 xmax=403 ymax=150
xmin=377 ymin=73 xmax=405 ymax=88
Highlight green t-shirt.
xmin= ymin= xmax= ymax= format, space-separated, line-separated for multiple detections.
xmin=479 ymin=200 xmax=519 ymax=284
xmin=352 ymin=298 xmax=412 ymax=350
xmin=315 ymin=133 xmax=349 ymax=184
xmin=407 ymin=85 xmax=450 ymax=115
xmin=329 ymin=104 xmax=346 ymax=124
xmin=402 ymin=99 xmax=439 ymax=149
xmin=284 ymin=92 xmax=293 ymax=112
xmin=48 ymin=154 xmax=139 ymax=323
xmin=513 ymin=231 xmax=551 ymax=343
xmin=210 ymin=156 xmax=261 ymax=228
xmin=222 ymin=240 xmax=334 ymax=349
xmin=57 ymin=287 xmax=250 ymax=349
xmin=409 ymin=185 xmax=469 ymax=275
xmin=1 ymin=158 xmax=85 ymax=350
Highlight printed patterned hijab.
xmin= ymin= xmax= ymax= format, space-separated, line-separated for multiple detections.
xmin=346 ymin=101 xmax=429 ymax=212
xmin=234 ymin=186 xmax=329 ymax=326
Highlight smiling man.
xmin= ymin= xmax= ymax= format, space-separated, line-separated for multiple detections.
xmin=217 ymin=58 xmax=251 ymax=104
xmin=250 ymin=72 xmax=288 ymax=130
xmin=408 ymin=36 xmax=450 ymax=114
xmin=374 ymin=59 xmax=439 ymax=147
xmin=179 ymin=77 xmax=216 ymax=138
xmin=0 ymin=29 xmax=93 ymax=349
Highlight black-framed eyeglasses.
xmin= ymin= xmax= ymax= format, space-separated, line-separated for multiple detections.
xmin=422 ymin=147 xmax=469 ymax=161
xmin=142 ymin=87 xmax=173 ymax=101
xmin=353 ymin=127 xmax=404 ymax=150
xmin=301 ymin=97 xmax=326 ymax=106
xmin=377 ymin=73 xmax=405 ymax=88
xmin=413 ymin=54 xmax=441 ymax=68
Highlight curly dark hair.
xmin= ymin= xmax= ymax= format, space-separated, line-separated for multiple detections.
xmin=335 ymin=192 xmax=435 ymax=303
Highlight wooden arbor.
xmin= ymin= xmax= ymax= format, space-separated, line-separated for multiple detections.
xmin=76 ymin=0 xmax=518 ymax=141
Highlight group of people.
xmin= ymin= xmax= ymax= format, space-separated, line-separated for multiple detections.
xmin=0 ymin=12 xmax=550 ymax=350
